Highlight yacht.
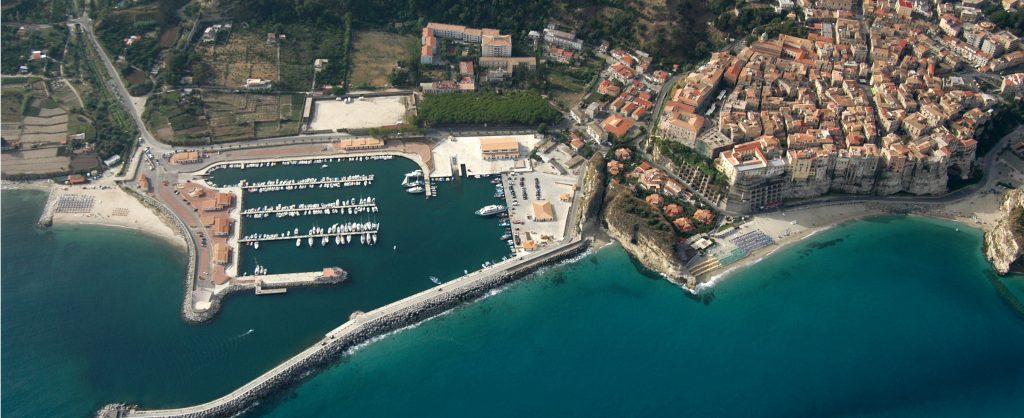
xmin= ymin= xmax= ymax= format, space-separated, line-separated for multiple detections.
xmin=475 ymin=204 xmax=506 ymax=216
xmin=406 ymin=186 xmax=425 ymax=194
xmin=402 ymin=170 xmax=424 ymax=187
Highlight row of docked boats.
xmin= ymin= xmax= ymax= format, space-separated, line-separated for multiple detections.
xmin=210 ymin=155 xmax=396 ymax=172
xmin=241 ymin=221 xmax=381 ymax=248
xmin=237 ymin=175 xmax=374 ymax=193
xmin=242 ymin=197 xmax=378 ymax=219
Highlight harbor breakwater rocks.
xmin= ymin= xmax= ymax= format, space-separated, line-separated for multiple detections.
xmin=99 ymin=239 xmax=589 ymax=418
xmin=192 ymin=272 xmax=350 ymax=323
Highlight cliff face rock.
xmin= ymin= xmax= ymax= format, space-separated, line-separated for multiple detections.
xmin=578 ymin=154 xmax=607 ymax=231
xmin=603 ymin=185 xmax=686 ymax=282
xmin=985 ymin=189 xmax=1024 ymax=275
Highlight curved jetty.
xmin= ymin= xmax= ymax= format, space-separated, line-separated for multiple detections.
xmin=98 ymin=238 xmax=589 ymax=418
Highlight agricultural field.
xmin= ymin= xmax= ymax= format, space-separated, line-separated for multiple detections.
xmin=348 ymin=31 xmax=417 ymax=88
xmin=143 ymin=90 xmax=303 ymax=143
xmin=205 ymin=92 xmax=301 ymax=141
xmin=195 ymin=30 xmax=278 ymax=87
xmin=194 ymin=22 xmax=350 ymax=91
xmin=1 ymin=78 xmax=98 ymax=178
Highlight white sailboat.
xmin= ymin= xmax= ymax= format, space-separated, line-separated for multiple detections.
xmin=254 ymin=241 xmax=260 ymax=249
xmin=296 ymin=238 xmax=301 ymax=247
xmin=307 ymin=237 xmax=314 ymax=247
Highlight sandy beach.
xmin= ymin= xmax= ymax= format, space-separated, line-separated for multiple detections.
xmin=698 ymin=191 xmax=1005 ymax=289
xmin=46 ymin=178 xmax=184 ymax=247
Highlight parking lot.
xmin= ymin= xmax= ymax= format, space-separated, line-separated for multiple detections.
xmin=501 ymin=170 xmax=576 ymax=250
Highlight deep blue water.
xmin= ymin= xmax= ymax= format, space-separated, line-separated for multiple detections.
xmin=254 ymin=216 xmax=1024 ymax=417
xmin=4 ymin=186 xmax=1024 ymax=417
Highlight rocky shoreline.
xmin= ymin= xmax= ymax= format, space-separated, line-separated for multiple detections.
xmin=98 ymin=239 xmax=590 ymax=418
xmin=984 ymin=189 xmax=1024 ymax=275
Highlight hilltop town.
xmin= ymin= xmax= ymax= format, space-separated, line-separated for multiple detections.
xmin=10 ymin=0 xmax=1024 ymax=290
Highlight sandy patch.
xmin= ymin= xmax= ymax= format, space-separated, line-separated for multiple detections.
xmin=308 ymin=96 xmax=409 ymax=130
xmin=49 ymin=181 xmax=184 ymax=247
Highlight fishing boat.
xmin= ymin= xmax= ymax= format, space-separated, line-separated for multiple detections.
xmin=475 ymin=204 xmax=506 ymax=216
xmin=406 ymin=186 xmax=424 ymax=194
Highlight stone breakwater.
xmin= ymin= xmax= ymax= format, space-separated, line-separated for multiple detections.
xmin=196 ymin=272 xmax=349 ymax=322
xmin=36 ymin=186 xmax=58 ymax=227
xmin=119 ymin=185 xmax=205 ymax=323
xmin=98 ymin=239 xmax=590 ymax=418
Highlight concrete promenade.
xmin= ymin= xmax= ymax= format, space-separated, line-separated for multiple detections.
xmin=108 ymin=238 xmax=587 ymax=418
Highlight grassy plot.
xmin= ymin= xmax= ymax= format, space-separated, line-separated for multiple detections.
xmin=349 ymin=31 xmax=418 ymax=88
xmin=545 ymin=56 xmax=603 ymax=109
xmin=145 ymin=91 xmax=302 ymax=143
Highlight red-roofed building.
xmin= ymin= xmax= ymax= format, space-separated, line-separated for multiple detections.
xmin=602 ymin=114 xmax=635 ymax=138
xmin=663 ymin=203 xmax=684 ymax=218
xmin=693 ymin=209 xmax=715 ymax=224
xmin=614 ymin=148 xmax=632 ymax=160
xmin=607 ymin=160 xmax=625 ymax=175
xmin=645 ymin=193 xmax=665 ymax=207
xmin=673 ymin=217 xmax=695 ymax=233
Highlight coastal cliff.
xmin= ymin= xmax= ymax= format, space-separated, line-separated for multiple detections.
xmin=602 ymin=184 xmax=686 ymax=283
xmin=985 ymin=189 xmax=1024 ymax=275
xmin=577 ymin=154 xmax=607 ymax=233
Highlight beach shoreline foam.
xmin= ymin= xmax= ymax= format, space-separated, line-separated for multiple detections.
xmin=694 ymin=190 xmax=1004 ymax=290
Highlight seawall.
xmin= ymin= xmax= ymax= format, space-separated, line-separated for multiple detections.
xmin=98 ymin=238 xmax=590 ymax=418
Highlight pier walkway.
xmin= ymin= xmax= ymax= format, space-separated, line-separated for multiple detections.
xmin=111 ymin=238 xmax=587 ymax=418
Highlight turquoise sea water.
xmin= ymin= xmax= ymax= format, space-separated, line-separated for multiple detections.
xmin=255 ymin=217 xmax=1024 ymax=417
xmin=4 ymin=186 xmax=1024 ymax=417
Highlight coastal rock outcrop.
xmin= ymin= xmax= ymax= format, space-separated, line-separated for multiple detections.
xmin=985 ymin=189 xmax=1024 ymax=275
xmin=602 ymin=184 xmax=686 ymax=282
xmin=577 ymin=154 xmax=607 ymax=233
